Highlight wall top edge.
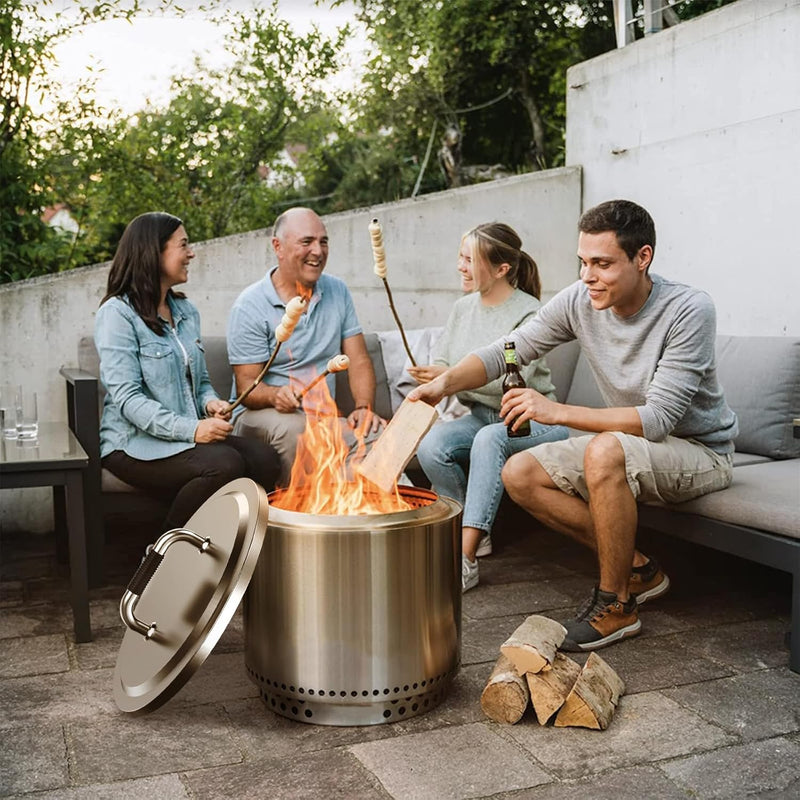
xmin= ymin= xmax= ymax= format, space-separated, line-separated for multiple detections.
xmin=322 ymin=166 xmax=583 ymax=223
xmin=1 ymin=167 xmax=583 ymax=289
xmin=566 ymin=0 xmax=784 ymax=81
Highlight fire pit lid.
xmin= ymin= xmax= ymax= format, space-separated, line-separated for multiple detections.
xmin=113 ymin=478 xmax=269 ymax=713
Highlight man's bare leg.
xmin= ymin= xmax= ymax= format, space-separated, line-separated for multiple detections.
xmin=501 ymin=452 xmax=595 ymax=549
xmin=583 ymin=433 xmax=638 ymax=601
xmin=502 ymin=442 xmax=648 ymax=586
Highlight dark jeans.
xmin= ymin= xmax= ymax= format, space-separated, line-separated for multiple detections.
xmin=103 ymin=436 xmax=280 ymax=531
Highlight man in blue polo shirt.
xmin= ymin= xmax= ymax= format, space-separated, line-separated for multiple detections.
xmin=227 ymin=207 xmax=383 ymax=482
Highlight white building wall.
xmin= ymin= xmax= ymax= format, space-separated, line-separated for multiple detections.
xmin=566 ymin=0 xmax=800 ymax=336
xmin=0 ymin=168 xmax=581 ymax=531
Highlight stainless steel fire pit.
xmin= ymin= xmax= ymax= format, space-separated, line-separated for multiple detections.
xmin=245 ymin=485 xmax=462 ymax=726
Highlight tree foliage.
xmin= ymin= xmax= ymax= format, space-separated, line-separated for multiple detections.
xmin=45 ymin=2 xmax=346 ymax=265
xmin=338 ymin=0 xmax=616 ymax=195
xmin=2 ymin=0 xmax=346 ymax=280
xmin=2 ymin=0 xmax=740 ymax=283
xmin=0 ymin=0 xmax=144 ymax=282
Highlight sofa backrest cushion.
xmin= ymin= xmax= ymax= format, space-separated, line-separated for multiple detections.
xmin=542 ymin=340 xmax=582 ymax=404
xmin=564 ymin=351 xmax=605 ymax=409
xmin=716 ymin=335 xmax=800 ymax=459
xmin=79 ymin=335 xmax=233 ymax=400
xmin=202 ymin=337 xmax=233 ymax=399
xmin=79 ymin=332 xmax=393 ymax=422
xmin=557 ymin=334 xmax=800 ymax=459
xmin=335 ymin=333 xmax=393 ymax=420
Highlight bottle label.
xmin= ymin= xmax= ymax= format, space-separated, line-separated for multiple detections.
xmin=504 ymin=347 xmax=517 ymax=365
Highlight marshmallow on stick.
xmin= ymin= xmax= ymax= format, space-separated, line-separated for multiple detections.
xmin=369 ymin=218 xmax=416 ymax=366
xmin=275 ymin=295 xmax=306 ymax=342
xmin=298 ymin=355 xmax=350 ymax=399
xmin=230 ymin=295 xmax=307 ymax=411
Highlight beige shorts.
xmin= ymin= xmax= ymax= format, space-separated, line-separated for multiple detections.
xmin=528 ymin=433 xmax=733 ymax=505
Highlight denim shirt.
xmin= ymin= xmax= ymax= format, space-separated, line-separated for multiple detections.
xmin=95 ymin=294 xmax=219 ymax=460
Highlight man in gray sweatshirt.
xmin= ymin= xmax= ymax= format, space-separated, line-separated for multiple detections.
xmin=409 ymin=199 xmax=737 ymax=651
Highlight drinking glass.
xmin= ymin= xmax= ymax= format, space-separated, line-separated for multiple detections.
xmin=15 ymin=388 xmax=38 ymax=439
xmin=0 ymin=384 xmax=20 ymax=439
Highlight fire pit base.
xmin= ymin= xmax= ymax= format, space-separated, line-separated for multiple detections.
xmin=249 ymin=665 xmax=458 ymax=726
xmin=244 ymin=485 xmax=462 ymax=726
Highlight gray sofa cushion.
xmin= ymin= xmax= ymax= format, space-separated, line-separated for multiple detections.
xmin=334 ymin=332 xmax=392 ymax=420
xmin=559 ymin=335 xmax=800 ymax=460
xmin=542 ymin=340 xmax=581 ymax=404
xmin=647 ymin=459 xmax=800 ymax=540
xmin=716 ymin=336 xmax=800 ymax=459
xmin=202 ymin=336 xmax=233 ymax=399
xmin=564 ymin=351 xmax=604 ymax=409
xmin=80 ymin=333 xmax=391 ymax=420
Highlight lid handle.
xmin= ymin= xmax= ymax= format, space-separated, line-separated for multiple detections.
xmin=120 ymin=528 xmax=212 ymax=640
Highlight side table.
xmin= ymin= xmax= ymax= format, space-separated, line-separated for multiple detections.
xmin=1 ymin=422 xmax=92 ymax=642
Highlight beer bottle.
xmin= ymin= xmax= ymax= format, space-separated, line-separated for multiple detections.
xmin=502 ymin=341 xmax=531 ymax=438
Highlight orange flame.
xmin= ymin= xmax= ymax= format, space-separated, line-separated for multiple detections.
xmin=272 ymin=370 xmax=411 ymax=515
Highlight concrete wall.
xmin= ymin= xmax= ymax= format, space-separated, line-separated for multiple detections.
xmin=566 ymin=0 xmax=800 ymax=336
xmin=0 ymin=167 xmax=582 ymax=531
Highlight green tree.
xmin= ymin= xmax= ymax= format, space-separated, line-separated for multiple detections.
xmin=0 ymin=0 xmax=145 ymax=282
xmin=341 ymin=0 xmax=615 ymax=194
xmin=336 ymin=0 xmax=737 ymax=202
xmin=43 ymin=3 xmax=347 ymax=265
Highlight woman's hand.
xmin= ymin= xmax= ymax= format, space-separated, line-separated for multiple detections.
xmin=206 ymin=399 xmax=232 ymax=420
xmin=407 ymin=364 xmax=446 ymax=384
xmin=500 ymin=388 xmax=561 ymax=431
xmin=347 ymin=406 xmax=385 ymax=436
xmin=194 ymin=418 xmax=233 ymax=443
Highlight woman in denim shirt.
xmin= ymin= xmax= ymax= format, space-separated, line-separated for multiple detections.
xmin=95 ymin=212 xmax=280 ymax=530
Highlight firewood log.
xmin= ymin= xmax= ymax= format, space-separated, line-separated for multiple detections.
xmin=525 ymin=652 xmax=582 ymax=725
xmin=499 ymin=615 xmax=566 ymax=675
xmin=553 ymin=652 xmax=625 ymax=730
xmin=480 ymin=653 xmax=530 ymax=724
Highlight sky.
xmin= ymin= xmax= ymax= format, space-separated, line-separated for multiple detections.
xmin=43 ymin=0 xmax=367 ymax=116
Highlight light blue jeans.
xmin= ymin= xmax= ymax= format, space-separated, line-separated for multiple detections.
xmin=416 ymin=404 xmax=569 ymax=534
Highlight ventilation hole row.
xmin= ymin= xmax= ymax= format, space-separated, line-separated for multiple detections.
xmin=381 ymin=692 xmax=442 ymax=719
xmin=261 ymin=690 xmax=314 ymax=719
xmin=260 ymin=688 xmax=445 ymax=722
xmin=248 ymin=667 xmax=452 ymax=698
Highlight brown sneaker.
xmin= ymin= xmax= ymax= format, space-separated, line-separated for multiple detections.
xmin=629 ymin=557 xmax=670 ymax=604
xmin=562 ymin=587 xmax=641 ymax=652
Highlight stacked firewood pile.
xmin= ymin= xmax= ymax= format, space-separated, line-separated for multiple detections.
xmin=480 ymin=615 xmax=625 ymax=730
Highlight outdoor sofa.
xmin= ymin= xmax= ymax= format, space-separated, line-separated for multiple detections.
xmin=62 ymin=331 xmax=800 ymax=671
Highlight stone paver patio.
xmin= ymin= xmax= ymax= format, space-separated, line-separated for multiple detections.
xmin=2 ymin=508 xmax=799 ymax=799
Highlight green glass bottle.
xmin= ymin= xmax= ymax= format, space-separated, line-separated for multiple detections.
xmin=502 ymin=341 xmax=531 ymax=438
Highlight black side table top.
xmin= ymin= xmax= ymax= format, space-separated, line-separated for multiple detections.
xmin=1 ymin=422 xmax=88 ymax=473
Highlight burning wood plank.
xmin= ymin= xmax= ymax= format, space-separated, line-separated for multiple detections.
xmin=356 ymin=399 xmax=438 ymax=493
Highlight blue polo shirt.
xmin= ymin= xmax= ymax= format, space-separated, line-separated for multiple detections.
xmin=226 ymin=268 xmax=362 ymax=401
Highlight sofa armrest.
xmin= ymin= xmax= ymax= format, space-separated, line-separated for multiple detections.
xmin=60 ymin=366 xmax=104 ymax=585
xmin=60 ymin=367 xmax=101 ymax=458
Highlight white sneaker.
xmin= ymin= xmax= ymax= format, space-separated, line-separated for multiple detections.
xmin=462 ymin=555 xmax=479 ymax=593
xmin=475 ymin=533 xmax=492 ymax=557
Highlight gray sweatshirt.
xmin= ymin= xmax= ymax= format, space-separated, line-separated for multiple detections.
xmin=474 ymin=274 xmax=738 ymax=454
xmin=433 ymin=289 xmax=557 ymax=410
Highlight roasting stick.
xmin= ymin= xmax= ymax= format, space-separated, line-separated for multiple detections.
xmin=229 ymin=295 xmax=307 ymax=412
xmin=296 ymin=355 xmax=350 ymax=400
xmin=369 ymin=218 xmax=417 ymax=367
